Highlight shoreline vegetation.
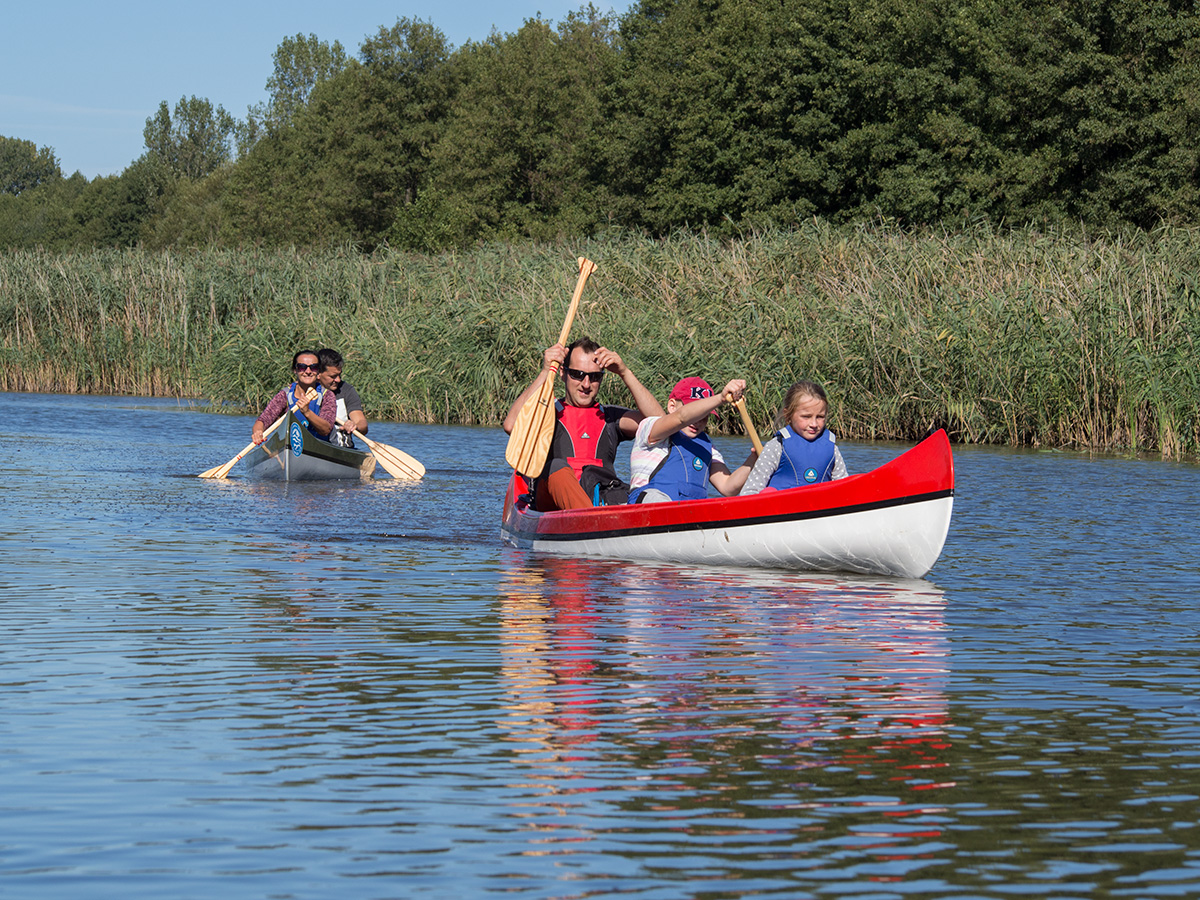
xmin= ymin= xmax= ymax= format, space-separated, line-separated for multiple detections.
xmin=2 ymin=221 xmax=1197 ymax=458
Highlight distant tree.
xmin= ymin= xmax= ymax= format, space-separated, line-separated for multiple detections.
xmin=233 ymin=116 xmax=263 ymax=161
xmin=268 ymin=33 xmax=349 ymax=123
xmin=68 ymin=156 xmax=171 ymax=247
xmin=606 ymin=0 xmax=1200 ymax=231
xmin=115 ymin=0 xmax=1200 ymax=249
xmin=608 ymin=0 xmax=806 ymax=230
xmin=0 ymin=173 xmax=83 ymax=248
xmin=346 ymin=18 xmax=458 ymax=240
xmin=608 ymin=0 xmax=938 ymax=229
xmin=144 ymin=96 xmax=236 ymax=180
xmin=243 ymin=33 xmax=349 ymax=147
xmin=414 ymin=9 xmax=619 ymax=246
xmin=974 ymin=0 xmax=1200 ymax=227
xmin=0 ymin=135 xmax=62 ymax=195
xmin=142 ymin=167 xmax=232 ymax=249
xmin=224 ymin=18 xmax=456 ymax=249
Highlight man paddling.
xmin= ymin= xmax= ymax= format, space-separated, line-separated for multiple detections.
xmin=317 ymin=347 xmax=368 ymax=448
xmin=502 ymin=337 xmax=663 ymax=510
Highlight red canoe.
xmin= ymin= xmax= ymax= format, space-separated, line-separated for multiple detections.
xmin=501 ymin=429 xmax=955 ymax=578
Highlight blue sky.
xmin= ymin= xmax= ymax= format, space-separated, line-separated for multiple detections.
xmin=3 ymin=1 xmax=618 ymax=179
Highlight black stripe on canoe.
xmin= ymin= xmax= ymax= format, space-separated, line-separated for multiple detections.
xmin=301 ymin=445 xmax=370 ymax=465
xmin=507 ymin=488 xmax=954 ymax=544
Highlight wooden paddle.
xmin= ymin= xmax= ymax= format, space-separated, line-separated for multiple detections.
xmin=198 ymin=391 xmax=314 ymax=479
xmin=504 ymin=256 xmax=597 ymax=476
xmin=733 ymin=397 xmax=764 ymax=454
xmin=336 ymin=419 xmax=425 ymax=480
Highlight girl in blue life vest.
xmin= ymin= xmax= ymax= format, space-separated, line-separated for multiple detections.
xmin=738 ymin=380 xmax=848 ymax=495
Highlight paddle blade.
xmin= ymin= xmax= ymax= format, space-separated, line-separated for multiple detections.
xmin=197 ymin=401 xmax=302 ymax=478
xmin=335 ymin=418 xmax=425 ymax=480
xmin=504 ymin=376 xmax=558 ymax=476
xmin=196 ymin=393 xmax=312 ymax=480
xmin=198 ymin=440 xmax=257 ymax=478
xmin=365 ymin=437 xmax=425 ymax=480
xmin=504 ymin=257 xmax=596 ymax=477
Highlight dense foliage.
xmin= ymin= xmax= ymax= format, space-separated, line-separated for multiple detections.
xmin=4 ymin=0 xmax=1200 ymax=251
xmin=2 ymin=224 xmax=1198 ymax=455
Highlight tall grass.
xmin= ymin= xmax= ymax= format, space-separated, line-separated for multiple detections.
xmin=1 ymin=221 xmax=1198 ymax=455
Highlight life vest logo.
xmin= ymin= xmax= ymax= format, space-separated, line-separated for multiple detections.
xmin=580 ymin=431 xmax=591 ymax=439
xmin=804 ymin=467 xmax=818 ymax=483
xmin=692 ymin=457 xmax=705 ymax=471
xmin=290 ymin=422 xmax=304 ymax=457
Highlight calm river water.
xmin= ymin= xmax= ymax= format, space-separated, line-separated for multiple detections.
xmin=2 ymin=392 xmax=1199 ymax=899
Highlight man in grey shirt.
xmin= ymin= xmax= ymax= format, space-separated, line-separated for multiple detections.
xmin=317 ymin=348 xmax=368 ymax=448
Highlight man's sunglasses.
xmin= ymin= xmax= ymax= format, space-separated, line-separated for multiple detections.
xmin=565 ymin=367 xmax=604 ymax=384
xmin=294 ymin=363 xmax=319 ymax=372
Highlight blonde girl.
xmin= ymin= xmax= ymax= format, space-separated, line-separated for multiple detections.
xmin=739 ymin=380 xmax=847 ymax=495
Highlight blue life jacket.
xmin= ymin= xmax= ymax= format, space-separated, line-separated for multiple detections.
xmin=286 ymin=383 xmax=330 ymax=442
xmin=766 ymin=426 xmax=836 ymax=489
xmin=631 ymin=431 xmax=714 ymax=503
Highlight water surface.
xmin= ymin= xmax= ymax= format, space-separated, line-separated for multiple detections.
xmin=2 ymin=393 xmax=1199 ymax=898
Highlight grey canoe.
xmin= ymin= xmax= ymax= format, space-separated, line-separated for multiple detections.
xmin=246 ymin=409 xmax=376 ymax=481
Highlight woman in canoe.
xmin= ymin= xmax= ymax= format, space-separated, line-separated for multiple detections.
xmin=251 ymin=350 xmax=337 ymax=444
xmin=739 ymin=380 xmax=848 ymax=494
xmin=627 ymin=377 xmax=758 ymax=503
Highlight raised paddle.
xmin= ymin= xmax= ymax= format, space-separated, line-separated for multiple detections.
xmin=198 ymin=391 xmax=314 ymax=479
xmin=336 ymin=419 xmax=425 ymax=480
xmin=733 ymin=397 xmax=764 ymax=454
xmin=504 ymin=256 xmax=597 ymax=476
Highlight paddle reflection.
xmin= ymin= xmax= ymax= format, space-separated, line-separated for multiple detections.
xmin=498 ymin=552 xmax=952 ymax=823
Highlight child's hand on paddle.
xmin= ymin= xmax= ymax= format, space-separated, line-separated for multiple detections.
xmin=722 ymin=379 xmax=747 ymax=404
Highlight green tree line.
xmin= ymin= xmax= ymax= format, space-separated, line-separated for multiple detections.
xmin=3 ymin=0 xmax=1199 ymax=252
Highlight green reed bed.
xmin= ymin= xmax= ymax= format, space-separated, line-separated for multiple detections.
xmin=1 ymin=222 xmax=1197 ymax=455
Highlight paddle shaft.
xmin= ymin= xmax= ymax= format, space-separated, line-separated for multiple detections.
xmin=539 ymin=256 xmax=596 ymax=385
xmin=504 ymin=257 xmax=597 ymax=476
xmin=734 ymin=397 xmax=764 ymax=454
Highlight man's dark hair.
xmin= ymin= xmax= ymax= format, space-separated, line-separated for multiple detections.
xmin=317 ymin=348 xmax=344 ymax=371
xmin=565 ymin=337 xmax=600 ymax=369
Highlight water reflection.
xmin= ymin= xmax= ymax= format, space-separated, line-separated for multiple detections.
xmin=498 ymin=554 xmax=954 ymax=856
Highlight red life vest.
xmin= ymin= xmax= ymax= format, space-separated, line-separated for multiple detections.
xmin=552 ymin=402 xmax=612 ymax=479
